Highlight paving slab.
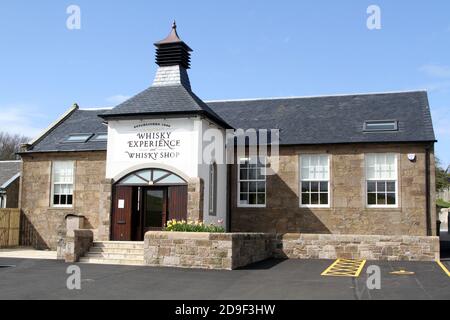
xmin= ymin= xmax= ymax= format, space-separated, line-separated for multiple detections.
xmin=0 ymin=248 xmax=57 ymax=260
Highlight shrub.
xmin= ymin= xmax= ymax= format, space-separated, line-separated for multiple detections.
xmin=165 ymin=219 xmax=225 ymax=233
xmin=437 ymin=199 xmax=450 ymax=208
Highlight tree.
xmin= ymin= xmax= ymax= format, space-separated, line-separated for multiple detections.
xmin=0 ymin=132 xmax=30 ymax=160
xmin=436 ymin=157 xmax=450 ymax=192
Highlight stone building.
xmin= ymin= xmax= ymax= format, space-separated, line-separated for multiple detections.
xmin=18 ymin=23 xmax=437 ymax=250
xmin=0 ymin=161 xmax=21 ymax=209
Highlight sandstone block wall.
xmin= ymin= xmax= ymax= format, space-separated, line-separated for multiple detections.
xmin=144 ymin=232 xmax=273 ymax=270
xmin=64 ymin=229 xmax=94 ymax=263
xmin=231 ymin=143 xmax=436 ymax=237
xmin=20 ymin=152 xmax=111 ymax=249
xmin=273 ymin=233 xmax=440 ymax=262
xmin=144 ymin=232 xmax=440 ymax=270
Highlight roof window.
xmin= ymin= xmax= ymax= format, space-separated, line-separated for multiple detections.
xmin=63 ymin=134 xmax=94 ymax=143
xmin=364 ymin=121 xmax=398 ymax=132
xmin=92 ymin=133 xmax=108 ymax=141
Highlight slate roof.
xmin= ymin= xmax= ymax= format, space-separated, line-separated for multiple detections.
xmin=26 ymin=109 xmax=109 ymax=153
xmin=0 ymin=161 xmax=21 ymax=189
xmin=23 ymin=90 xmax=436 ymax=154
xmin=207 ymin=90 xmax=436 ymax=145
xmin=100 ymin=85 xmax=231 ymax=129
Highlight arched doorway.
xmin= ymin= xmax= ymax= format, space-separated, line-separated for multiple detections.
xmin=111 ymin=169 xmax=188 ymax=241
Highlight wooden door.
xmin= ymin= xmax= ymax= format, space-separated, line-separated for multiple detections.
xmin=168 ymin=186 xmax=188 ymax=222
xmin=111 ymin=186 xmax=133 ymax=241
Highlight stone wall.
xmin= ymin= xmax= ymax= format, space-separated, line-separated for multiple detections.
xmin=64 ymin=229 xmax=94 ymax=263
xmin=187 ymin=177 xmax=204 ymax=222
xmin=231 ymin=143 xmax=436 ymax=237
xmin=144 ymin=232 xmax=440 ymax=270
xmin=20 ymin=152 xmax=111 ymax=249
xmin=144 ymin=232 xmax=273 ymax=270
xmin=273 ymin=234 xmax=440 ymax=262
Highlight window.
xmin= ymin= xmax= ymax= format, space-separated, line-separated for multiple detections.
xmin=52 ymin=161 xmax=74 ymax=207
xmin=209 ymin=163 xmax=217 ymax=216
xmin=300 ymin=155 xmax=330 ymax=207
xmin=117 ymin=169 xmax=186 ymax=186
xmin=63 ymin=134 xmax=94 ymax=143
xmin=364 ymin=121 xmax=398 ymax=132
xmin=366 ymin=154 xmax=398 ymax=207
xmin=238 ymin=157 xmax=266 ymax=207
xmin=93 ymin=133 xmax=108 ymax=141
xmin=0 ymin=194 xmax=6 ymax=208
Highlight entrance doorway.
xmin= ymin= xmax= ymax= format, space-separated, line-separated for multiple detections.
xmin=142 ymin=188 xmax=167 ymax=233
xmin=111 ymin=169 xmax=188 ymax=241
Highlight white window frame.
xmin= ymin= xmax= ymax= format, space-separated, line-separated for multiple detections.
xmin=299 ymin=154 xmax=331 ymax=209
xmin=0 ymin=194 xmax=6 ymax=208
xmin=209 ymin=162 xmax=217 ymax=216
xmin=237 ymin=156 xmax=267 ymax=208
xmin=365 ymin=153 xmax=399 ymax=209
xmin=51 ymin=161 xmax=75 ymax=208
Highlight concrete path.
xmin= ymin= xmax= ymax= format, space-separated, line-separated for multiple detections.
xmin=0 ymin=248 xmax=57 ymax=260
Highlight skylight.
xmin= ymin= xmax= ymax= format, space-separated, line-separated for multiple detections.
xmin=64 ymin=134 xmax=94 ymax=143
xmin=364 ymin=121 xmax=398 ymax=132
xmin=93 ymin=133 xmax=108 ymax=141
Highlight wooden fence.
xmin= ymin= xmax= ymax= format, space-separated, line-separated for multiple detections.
xmin=0 ymin=209 xmax=20 ymax=248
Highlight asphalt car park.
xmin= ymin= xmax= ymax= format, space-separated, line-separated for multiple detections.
xmin=0 ymin=257 xmax=449 ymax=300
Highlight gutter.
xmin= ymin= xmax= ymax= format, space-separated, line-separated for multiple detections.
xmin=425 ymin=144 xmax=432 ymax=236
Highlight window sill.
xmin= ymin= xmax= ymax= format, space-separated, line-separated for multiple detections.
xmin=300 ymin=205 xmax=331 ymax=209
xmin=366 ymin=206 xmax=399 ymax=210
xmin=50 ymin=206 xmax=74 ymax=210
xmin=237 ymin=205 xmax=267 ymax=209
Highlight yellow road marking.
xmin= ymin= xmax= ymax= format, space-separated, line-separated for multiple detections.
xmin=436 ymin=260 xmax=450 ymax=277
xmin=390 ymin=270 xmax=415 ymax=276
xmin=321 ymin=259 xmax=367 ymax=277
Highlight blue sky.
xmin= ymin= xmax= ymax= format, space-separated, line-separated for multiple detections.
xmin=0 ymin=0 xmax=449 ymax=167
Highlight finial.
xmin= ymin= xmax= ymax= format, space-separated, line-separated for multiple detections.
xmin=72 ymin=103 xmax=79 ymax=109
xmin=172 ymin=20 xmax=177 ymax=30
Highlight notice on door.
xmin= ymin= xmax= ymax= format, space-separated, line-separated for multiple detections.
xmin=118 ymin=199 xmax=125 ymax=209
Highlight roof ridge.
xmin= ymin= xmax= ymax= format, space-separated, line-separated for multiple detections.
xmin=79 ymin=107 xmax=114 ymax=111
xmin=205 ymin=89 xmax=428 ymax=104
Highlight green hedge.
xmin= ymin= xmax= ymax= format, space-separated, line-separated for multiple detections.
xmin=437 ymin=199 xmax=450 ymax=208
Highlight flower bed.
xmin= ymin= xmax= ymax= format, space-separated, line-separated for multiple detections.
xmin=165 ymin=219 xmax=225 ymax=233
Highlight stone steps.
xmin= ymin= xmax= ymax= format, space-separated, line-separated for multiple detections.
xmin=79 ymin=257 xmax=145 ymax=266
xmin=79 ymin=241 xmax=145 ymax=266
xmin=92 ymin=241 xmax=145 ymax=249
xmin=89 ymin=247 xmax=144 ymax=255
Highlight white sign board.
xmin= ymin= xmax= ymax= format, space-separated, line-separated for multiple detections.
xmin=106 ymin=118 xmax=199 ymax=179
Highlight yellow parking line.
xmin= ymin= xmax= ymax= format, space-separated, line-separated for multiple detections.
xmin=436 ymin=260 xmax=450 ymax=277
xmin=321 ymin=260 xmax=341 ymax=276
xmin=354 ymin=260 xmax=367 ymax=277
xmin=321 ymin=259 xmax=367 ymax=277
